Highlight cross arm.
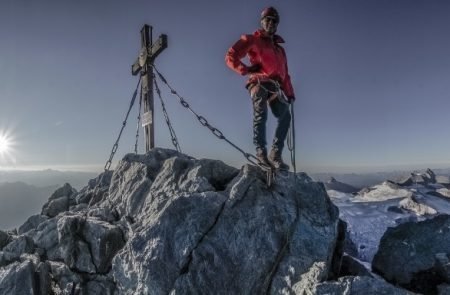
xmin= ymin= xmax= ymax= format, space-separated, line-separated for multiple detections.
xmin=132 ymin=34 xmax=168 ymax=75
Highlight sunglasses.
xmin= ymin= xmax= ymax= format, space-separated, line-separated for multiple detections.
xmin=263 ymin=16 xmax=279 ymax=24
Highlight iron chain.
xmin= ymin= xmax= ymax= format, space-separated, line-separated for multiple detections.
xmin=134 ymin=86 xmax=143 ymax=154
xmin=153 ymin=73 xmax=182 ymax=153
xmin=152 ymin=64 xmax=270 ymax=172
xmin=103 ymin=76 xmax=142 ymax=172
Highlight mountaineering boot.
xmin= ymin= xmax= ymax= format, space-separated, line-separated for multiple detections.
xmin=256 ymin=147 xmax=271 ymax=167
xmin=269 ymin=149 xmax=289 ymax=170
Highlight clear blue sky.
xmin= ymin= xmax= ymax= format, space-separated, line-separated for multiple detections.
xmin=1 ymin=0 xmax=450 ymax=173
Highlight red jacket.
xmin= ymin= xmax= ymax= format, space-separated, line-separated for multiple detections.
xmin=225 ymin=29 xmax=295 ymax=99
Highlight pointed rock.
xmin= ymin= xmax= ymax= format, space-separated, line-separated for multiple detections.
xmin=42 ymin=183 xmax=77 ymax=217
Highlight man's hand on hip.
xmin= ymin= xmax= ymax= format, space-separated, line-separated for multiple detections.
xmin=247 ymin=64 xmax=262 ymax=74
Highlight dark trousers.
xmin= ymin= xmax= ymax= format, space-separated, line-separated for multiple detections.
xmin=250 ymin=82 xmax=291 ymax=153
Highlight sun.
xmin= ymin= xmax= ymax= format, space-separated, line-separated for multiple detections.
xmin=0 ymin=134 xmax=10 ymax=154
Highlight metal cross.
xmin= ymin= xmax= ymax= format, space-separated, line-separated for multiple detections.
xmin=131 ymin=24 xmax=168 ymax=152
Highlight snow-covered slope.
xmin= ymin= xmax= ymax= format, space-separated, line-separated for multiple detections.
xmin=328 ymin=169 xmax=450 ymax=262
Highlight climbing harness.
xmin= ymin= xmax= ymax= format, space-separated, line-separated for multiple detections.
xmin=253 ymin=77 xmax=287 ymax=105
xmin=153 ymin=74 xmax=182 ymax=153
xmin=152 ymin=64 xmax=275 ymax=187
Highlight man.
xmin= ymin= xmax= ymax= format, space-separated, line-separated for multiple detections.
xmin=225 ymin=6 xmax=295 ymax=170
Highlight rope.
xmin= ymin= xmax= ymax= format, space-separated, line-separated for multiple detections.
xmin=255 ymin=77 xmax=294 ymax=173
xmin=287 ymin=103 xmax=296 ymax=173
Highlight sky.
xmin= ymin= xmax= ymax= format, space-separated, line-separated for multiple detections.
xmin=1 ymin=0 xmax=450 ymax=173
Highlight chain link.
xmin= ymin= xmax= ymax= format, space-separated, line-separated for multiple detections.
xmin=103 ymin=76 xmax=142 ymax=172
xmin=134 ymin=86 xmax=143 ymax=154
xmin=152 ymin=64 xmax=271 ymax=173
xmin=153 ymin=73 xmax=182 ymax=153
xmin=96 ymin=76 xmax=142 ymax=218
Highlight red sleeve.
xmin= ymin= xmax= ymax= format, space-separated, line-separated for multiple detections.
xmin=225 ymin=35 xmax=252 ymax=75
xmin=280 ymin=48 xmax=295 ymax=99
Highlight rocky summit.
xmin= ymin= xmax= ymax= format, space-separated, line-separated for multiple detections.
xmin=0 ymin=148 xmax=414 ymax=294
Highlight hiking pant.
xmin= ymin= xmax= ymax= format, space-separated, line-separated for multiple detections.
xmin=249 ymin=82 xmax=291 ymax=153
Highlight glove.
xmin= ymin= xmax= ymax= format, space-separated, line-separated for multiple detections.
xmin=246 ymin=64 xmax=262 ymax=74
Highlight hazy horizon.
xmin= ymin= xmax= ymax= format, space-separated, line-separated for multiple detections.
xmin=1 ymin=160 xmax=450 ymax=175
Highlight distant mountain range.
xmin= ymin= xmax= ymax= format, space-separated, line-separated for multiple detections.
xmin=0 ymin=169 xmax=98 ymax=230
xmin=311 ymin=168 xmax=450 ymax=189
xmin=323 ymin=177 xmax=359 ymax=193
xmin=0 ymin=169 xmax=98 ymax=189
xmin=0 ymin=182 xmax=58 ymax=230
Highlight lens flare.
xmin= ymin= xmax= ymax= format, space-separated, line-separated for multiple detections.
xmin=0 ymin=130 xmax=16 ymax=165
xmin=0 ymin=134 xmax=11 ymax=154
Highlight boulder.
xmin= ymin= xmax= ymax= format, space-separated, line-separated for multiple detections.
xmin=0 ymin=251 xmax=18 ymax=267
xmin=105 ymin=151 xmax=238 ymax=219
xmin=438 ymin=284 xmax=450 ymax=295
xmin=112 ymin=155 xmax=340 ymax=294
xmin=82 ymin=218 xmax=125 ymax=273
xmin=76 ymin=170 xmax=113 ymax=206
xmin=57 ymin=215 xmax=97 ymax=273
xmin=0 ymin=230 xmax=10 ymax=249
xmin=18 ymin=214 xmax=49 ymax=234
xmin=3 ymin=235 xmax=34 ymax=258
xmin=57 ymin=215 xmax=125 ymax=274
xmin=84 ymin=276 xmax=116 ymax=295
xmin=29 ymin=217 xmax=61 ymax=261
xmin=48 ymin=183 xmax=76 ymax=201
xmin=41 ymin=183 xmax=76 ymax=217
xmin=339 ymin=254 xmax=373 ymax=278
xmin=0 ymin=261 xmax=37 ymax=294
xmin=309 ymin=276 xmax=414 ymax=294
xmin=42 ymin=196 xmax=70 ymax=217
xmin=49 ymin=261 xmax=82 ymax=293
xmin=373 ymin=214 xmax=450 ymax=294
xmin=35 ymin=261 xmax=51 ymax=295
xmin=435 ymin=253 xmax=450 ymax=282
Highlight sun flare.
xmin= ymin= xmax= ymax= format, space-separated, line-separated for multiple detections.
xmin=0 ymin=134 xmax=11 ymax=154
xmin=0 ymin=130 xmax=16 ymax=165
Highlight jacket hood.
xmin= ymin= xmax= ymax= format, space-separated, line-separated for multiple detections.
xmin=254 ymin=29 xmax=285 ymax=44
